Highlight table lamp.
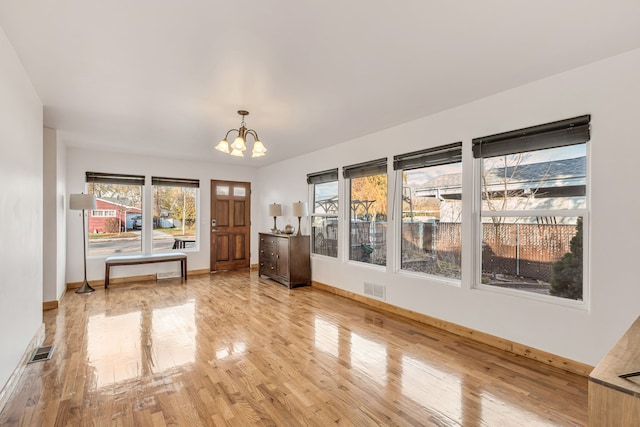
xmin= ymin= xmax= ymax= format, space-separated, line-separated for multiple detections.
xmin=268 ymin=203 xmax=282 ymax=232
xmin=292 ymin=201 xmax=308 ymax=236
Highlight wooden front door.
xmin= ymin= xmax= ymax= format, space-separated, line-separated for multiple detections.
xmin=210 ymin=180 xmax=251 ymax=271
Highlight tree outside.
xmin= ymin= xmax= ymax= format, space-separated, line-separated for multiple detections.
xmin=153 ymin=186 xmax=197 ymax=237
xmin=350 ymin=174 xmax=387 ymax=265
xmin=550 ymin=218 xmax=583 ymax=300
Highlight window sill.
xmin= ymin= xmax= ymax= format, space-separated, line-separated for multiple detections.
xmin=474 ymin=283 xmax=588 ymax=311
xmin=395 ymin=269 xmax=461 ymax=288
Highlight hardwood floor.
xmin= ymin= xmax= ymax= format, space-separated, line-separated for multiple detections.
xmin=0 ymin=271 xmax=588 ymax=426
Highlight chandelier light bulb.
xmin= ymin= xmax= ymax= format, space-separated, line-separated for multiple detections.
xmin=232 ymin=135 xmax=247 ymax=151
xmin=215 ymin=139 xmax=230 ymax=153
xmin=252 ymin=140 xmax=266 ymax=157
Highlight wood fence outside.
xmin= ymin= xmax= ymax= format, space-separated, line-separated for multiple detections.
xmin=403 ymin=222 xmax=577 ymax=282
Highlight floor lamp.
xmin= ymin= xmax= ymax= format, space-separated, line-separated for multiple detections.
xmin=70 ymin=193 xmax=97 ymax=294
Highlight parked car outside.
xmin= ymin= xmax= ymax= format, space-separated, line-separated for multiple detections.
xmin=131 ymin=215 xmax=142 ymax=230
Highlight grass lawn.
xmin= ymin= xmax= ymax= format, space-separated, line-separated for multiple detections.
xmin=156 ymin=227 xmax=196 ymax=238
xmin=89 ymin=232 xmax=137 ymax=239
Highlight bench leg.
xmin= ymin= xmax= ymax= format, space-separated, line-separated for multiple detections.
xmin=182 ymin=258 xmax=188 ymax=282
xmin=104 ymin=264 xmax=110 ymax=290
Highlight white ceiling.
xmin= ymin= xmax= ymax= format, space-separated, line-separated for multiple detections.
xmin=1 ymin=1 xmax=639 ymax=166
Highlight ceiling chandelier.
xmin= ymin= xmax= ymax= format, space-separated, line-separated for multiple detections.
xmin=215 ymin=110 xmax=266 ymax=157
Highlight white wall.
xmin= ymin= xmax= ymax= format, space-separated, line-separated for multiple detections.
xmin=43 ymin=127 xmax=67 ymax=302
xmin=258 ymin=48 xmax=640 ymax=366
xmin=65 ymin=147 xmax=259 ymax=283
xmin=0 ymin=27 xmax=43 ymax=390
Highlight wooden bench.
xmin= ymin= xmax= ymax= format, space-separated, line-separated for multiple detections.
xmin=104 ymin=252 xmax=187 ymax=289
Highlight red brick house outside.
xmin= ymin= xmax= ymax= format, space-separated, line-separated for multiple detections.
xmin=88 ymin=198 xmax=141 ymax=233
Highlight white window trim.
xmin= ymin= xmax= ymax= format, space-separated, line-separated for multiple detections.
xmin=87 ymin=182 xmax=144 ymax=258
xmin=309 ymin=179 xmax=340 ymax=260
xmin=393 ymin=164 xmax=463 ymax=284
xmin=473 ymin=144 xmax=590 ymax=309
xmin=151 ymin=185 xmax=200 ymax=253
xmin=344 ymin=173 xmax=389 ymax=269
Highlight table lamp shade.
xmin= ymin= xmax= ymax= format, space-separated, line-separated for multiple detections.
xmin=292 ymin=202 xmax=308 ymax=217
xmin=70 ymin=193 xmax=97 ymax=210
xmin=268 ymin=203 xmax=282 ymax=217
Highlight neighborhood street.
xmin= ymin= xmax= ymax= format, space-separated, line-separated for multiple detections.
xmin=88 ymin=230 xmax=195 ymax=255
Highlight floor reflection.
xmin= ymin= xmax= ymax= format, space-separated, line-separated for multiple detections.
xmin=310 ymin=311 xmax=576 ymax=426
xmin=88 ymin=311 xmax=142 ymax=388
xmin=314 ymin=316 xmax=339 ymax=358
xmin=480 ymin=390 xmax=558 ymax=426
xmin=351 ymin=332 xmax=387 ymax=387
xmin=401 ymin=355 xmax=462 ymax=424
xmin=87 ymin=300 xmax=197 ymax=389
xmin=151 ymin=302 xmax=196 ymax=372
xmin=0 ymin=272 xmax=586 ymax=426
xmin=216 ymin=341 xmax=246 ymax=360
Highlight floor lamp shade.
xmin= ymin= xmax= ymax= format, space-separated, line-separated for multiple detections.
xmin=70 ymin=193 xmax=97 ymax=211
xmin=69 ymin=193 xmax=96 ymax=294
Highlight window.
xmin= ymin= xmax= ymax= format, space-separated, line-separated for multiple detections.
xmin=344 ymin=158 xmax=387 ymax=266
xmin=308 ymin=169 xmax=339 ymax=257
xmin=152 ymin=177 xmax=199 ymax=251
xmin=86 ymin=172 xmax=145 ymax=256
xmin=90 ymin=210 xmax=116 ymax=217
xmin=394 ymin=143 xmax=463 ymax=279
xmin=473 ymin=115 xmax=590 ymax=301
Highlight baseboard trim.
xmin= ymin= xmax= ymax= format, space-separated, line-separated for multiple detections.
xmin=66 ymin=268 xmax=212 ymax=290
xmin=0 ymin=323 xmax=45 ymax=413
xmin=189 ymin=269 xmax=211 ymax=276
xmin=67 ymin=275 xmax=154 ymax=290
xmin=42 ymin=300 xmax=58 ymax=311
xmin=312 ymin=280 xmax=593 ymax=377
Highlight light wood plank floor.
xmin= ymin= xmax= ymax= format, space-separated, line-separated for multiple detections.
xmin=0 ymin=271 xmax=588 ymax=426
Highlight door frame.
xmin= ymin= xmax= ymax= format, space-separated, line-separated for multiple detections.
xmin=210 ymin=180 xmax=251 ymax=272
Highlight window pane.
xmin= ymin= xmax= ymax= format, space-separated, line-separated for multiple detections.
xmin=314 ymin=182 xmax=338 ymax=213
xmin=401 ymin=162 xmax=462 ymax=279
xmin=312 ymin=215 xmax=338 ymax=257
xmin=152 ymin=185 xmax=198 ymax=252
xmin=349 ymin=174 xmax=387 ymax=265
xmin=312 ymin=181 xmax=338 ymax=257
xmin=481 ymin=216 xmax=583 ymax=301
xmin=91 ymin=210 xmax=116 ymax=217
xmin=216 ymin=185 xmax=229 ymax=196
xmin=233 ymin=186 xmax=246 ymax=197
xmin=481 ymin=145 xmax=586 ymax=212
xmin=88 ymin=183 xmax=142 ymax=255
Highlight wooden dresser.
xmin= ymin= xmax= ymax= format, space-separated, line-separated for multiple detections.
xmin=589 ymin=316 xmax=640 ymax=425
xmin=258 ymin=232 xmax=311 ymax=288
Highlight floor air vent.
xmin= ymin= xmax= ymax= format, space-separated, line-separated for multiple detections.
xmin=364 ymin=282 xmax=386 ymax=300
xmin=28 ymin=345 xmax=54 ymax=364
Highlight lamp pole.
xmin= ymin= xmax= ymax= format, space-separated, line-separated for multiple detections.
xmin=76 ymin=207 xmax=95 ymax=293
